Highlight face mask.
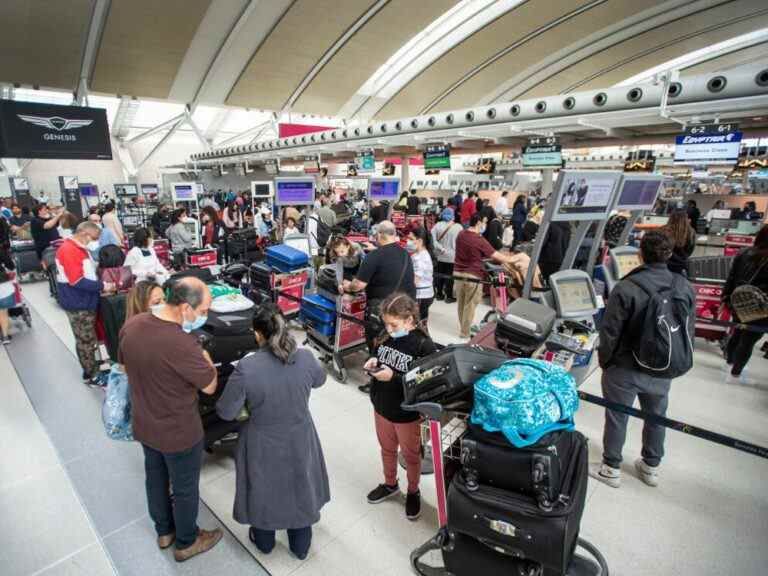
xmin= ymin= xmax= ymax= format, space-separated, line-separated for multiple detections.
xmin=390 ymin=328 xmax=410 ymax=339
xmin=479 ymin=225 xmax=486 ymax=235
xmin=406 ymin=240 xmax=417 ymax=252
xmin=87 ymin=240 xmax=100 ymax=252
xmin=182 ymin=311 xmax=208 ymax=334
xmin=150 ymin=304 xmax=165 ymax=316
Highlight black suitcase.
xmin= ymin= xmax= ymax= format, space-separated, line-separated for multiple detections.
xmin=495 ymin=298 xmax=555 ymax=357
xmin=444 ymin=432 xmax=588 ymax=576
xmin=167 ymin=267 xmax=215 ymax=287
xmin=12 ymin=242 xmax=42 ymax=275
xmin=316 ymin=265 xmax=339 ymax=294
xmin=402 ymin=344 xmax=509 ymax=407
xmin=198 ymin=308 xmax=256 ymax=366
xmin=250 ymin=262 xmax=272 ymax=292
xmin=461 ymin=426 xmax=578 ymax=509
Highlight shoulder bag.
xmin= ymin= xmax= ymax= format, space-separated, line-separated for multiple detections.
xmin=730 ymin=257 xmax=768 ymax=323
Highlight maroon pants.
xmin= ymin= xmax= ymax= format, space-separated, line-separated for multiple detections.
xmin=374 ymin=412 xmax=421 ymax=493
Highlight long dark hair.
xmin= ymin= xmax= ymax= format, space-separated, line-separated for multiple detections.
xmin=171 ymin=208 xmax=186 ymax=225
xmin=409 ymin=224 xmax=434 ymax=258
xmin=374 ymin=292 xmax=427 ymax=347
xmin=252 ymin=303 xmax=296 ymax=364
xmin=201 ymin=206 xmax=219 ymax=224
xmin=662 ymin=210 xmax=695 ymax=249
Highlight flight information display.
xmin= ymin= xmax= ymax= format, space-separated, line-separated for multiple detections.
xmin=275 ymin=178 xmax=315 ymax=206
xmin=369 ymin=178 xmax=400 ymax=200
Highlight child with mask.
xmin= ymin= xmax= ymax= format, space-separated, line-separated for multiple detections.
xmin=406 ymin=226 xmax=434 ymax=329
xmin=363 ymin=293 xmax=436 ymax=521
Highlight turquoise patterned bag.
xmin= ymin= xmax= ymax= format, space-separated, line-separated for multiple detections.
xmin=470 ymin=358 xmax=578 ymax=447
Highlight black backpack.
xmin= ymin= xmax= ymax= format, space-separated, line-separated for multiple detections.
xmin=308 ymin=216 xmax=331 ymax=248
xmin=628 ymin=272 xmax=694 ymax=378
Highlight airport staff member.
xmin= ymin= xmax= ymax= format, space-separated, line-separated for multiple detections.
xmin=341 ymin=220 xmax=415 ymax=390
xmin=119 ymin=278 xmax=222 ymax=562
xmin=453 ymin=213 xmax=522 ymax=338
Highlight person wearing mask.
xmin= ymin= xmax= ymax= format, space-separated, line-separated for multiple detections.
xmin=369 ymin=200 xmax=389 ymax=226
xmin=31 ymin=204 xmax=63 ymax=265
xmin=406 ymin=189 xmax=420 ymax=216
xmin=510 ymin=195 xmax=528 ymax=247
xmin=168 ymin=208 xmax=196 ymax=269
xmin=460 ymin=191 xmax=477 ymax=226
xmin=126 ymin=280 xmax=166 ymax=318
xmin=341 ymin=221 xmax=416 ymax=389
xmin=686 ymin=200 xmax=701 ymax=230
xmin=57 ymin=211 xmax=80 ymax=240
xmin=363 ymin=293 xmax=437 ymax=521
xmin=56 ymin=222 xmax=114 ymax=387
xmin=125 ymin=228 xmax=170 ymax=284
xmin=216 ymin=303 xmax=330 ymax=560
xmin=222 ymin=200 xmax=243 ymax=231
xmin=539 ymin=221 xmax=571 ymax=281
xmin=722 ymin=224 xmax=768 ymax=383
xmin=200 ymin=206 xmax=223 ymax=248
xmin=661 ymin=210 xmax=696 ymax=276
xmin=119 ymin=278 xmax=222 ymax=562
xmin=591 ymin=231 xmax=694 ymax=489
xmin=151 ymin=204 xmax=171 ymax=238
xmin=481 ymin=207 xmax=504 ymax=251
xmin=407 ymin=226 xmax=434 ymax=328
xmin=495 ymin=191 xmax=510 ymax=217
xmin=101 ymin=202 xmax=124 ymax=246
xmin=453 ymin=213 xmax=522 ymax=338
xmin=431 ymin=208 xmax=461 ymax=303
xmin=283 ymin=217 xmax=300 ymax=238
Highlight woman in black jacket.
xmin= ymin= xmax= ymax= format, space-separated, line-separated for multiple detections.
xmin=510 ymin=195 xmax=527 ymax=247
xmin=661 ymin=210 xmax=696 ymax=275
xmin=480 ymin=207 xmax=504 ymax=251
xmin=722 ymin=224 xmax=768 ymax=380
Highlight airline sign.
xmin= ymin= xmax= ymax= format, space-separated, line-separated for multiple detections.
xmin=674 ymin=125 xmax=742 ymax=165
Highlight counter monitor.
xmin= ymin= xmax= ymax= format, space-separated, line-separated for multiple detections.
xmin=274 ymin=178 xmax=315 ymax=206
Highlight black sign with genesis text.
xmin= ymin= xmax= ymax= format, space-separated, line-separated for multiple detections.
xmin=0 ymin=100 xmax=112 ymax=160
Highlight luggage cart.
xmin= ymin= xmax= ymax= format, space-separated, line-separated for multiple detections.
xmin=7 ymin=272 xmax=32 ymax=329
xmin=480 ymin=261 xmax=509 ymax=325
xmin=688 ymin=255 xmax=734 ymax=344
xmin=302 ymin=290 xmax=367 ymax=383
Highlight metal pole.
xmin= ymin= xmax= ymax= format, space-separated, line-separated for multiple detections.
xmin=185 ymin=112 xmax=211 ymax=151
xmin=136 ymin=119 xmax=184 ymax=170
xmin=128 ymin=113 xmax=186 ymax=145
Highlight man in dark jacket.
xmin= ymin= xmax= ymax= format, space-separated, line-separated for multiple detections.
xmin=539 ymin=221 xmax=570 ymax=281
xmin=591 ymin=231 xmax=694 ymax=489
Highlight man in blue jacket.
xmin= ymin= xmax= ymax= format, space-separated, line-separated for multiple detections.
xmin=56 ymin=221 xmax=114 ymax=387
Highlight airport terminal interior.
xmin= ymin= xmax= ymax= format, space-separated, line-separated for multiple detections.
xmin=1 ymin=1 xmax=768 ymax=575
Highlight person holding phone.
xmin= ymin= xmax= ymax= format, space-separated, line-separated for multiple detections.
xmin=363 ymin=293 xmax=436 ymax=522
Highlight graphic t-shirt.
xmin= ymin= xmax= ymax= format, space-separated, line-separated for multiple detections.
xmin=371 ymin=330 xmax=436 ymax=423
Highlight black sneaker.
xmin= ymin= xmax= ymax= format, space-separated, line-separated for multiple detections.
xmin=434 ymin=294 xmax=445 ymax=301
xmin=367 ymin=483 xmax=399 ymax=504
xmin=1 ymin=335 xmax=11 ymax=345
xmin=444 ymin=297 xmax=457 ymax=304
xmin=405 ymin=490 xmax=421 ymax=521
xmin=358 ymin=383 xmax=371 ymax=394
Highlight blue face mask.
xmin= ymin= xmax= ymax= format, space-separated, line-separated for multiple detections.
xmin=182 ymin=310 xmax=208 ymax=333
xmin=390 ymin=328 xmax=410 ymax=339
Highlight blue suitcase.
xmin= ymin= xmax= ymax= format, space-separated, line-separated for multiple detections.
xmin=265 ymin=244 xmax=309 ymax=273
xmin=301 ymin=294 xmax=336 ymax=337
xmin=301 ymin=313 xmax=336 ymax=337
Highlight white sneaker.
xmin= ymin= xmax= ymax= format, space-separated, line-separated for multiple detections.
xmin=588 ymin=463 xmax=621 ymax=488
xmin=634 ymin=458 xmax=659 ymax=487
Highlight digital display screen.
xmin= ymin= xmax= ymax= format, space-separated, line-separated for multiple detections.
xmin=114 ymin=183 xmax=138 ymax=196
xmin=174 ymin=184 xmax=195 ymax=200
xmin=275 ymin=179 xmax=315 ymax=206
xmin=141 ymin=184 xmax=159 ymax=196
xmin=556 ymin=278 xmax=595 ymax=315
xmin=79 ymin=184 xmax=98 ymax=197
xmin=553 ymin=171 xmax=622 ymax=222
xmin=613 ymin=253 xmax=642 ymax=279
xmin=616 ymin=178 xmax=662 ymax=210
xmin=12 ymin=177 xmax=29 ymax=190
xmin=369 ymin=178 xmax=400 ymax=200
xmin=251 ymin=182 xmax=272 ymax=198
xmin=423 ymin=144 xmax=451 ymax=170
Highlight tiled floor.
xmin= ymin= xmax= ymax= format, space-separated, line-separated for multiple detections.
xmin=5 ymin=279 xmax=768 ymax=575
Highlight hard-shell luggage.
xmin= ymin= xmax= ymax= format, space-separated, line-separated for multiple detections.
xmin=316 ymin=265 xmax=339 ymax=294
xmin=265 ymin=244 xmax=309 ymax=273
xmin=495 ymin=298 xmax=555 ymax=357
xmin=301 ymin=293 xmax=336 ymax=337
xmin=461 ymin=426 xmax=578 ymax=509
xmin=250 ymin=261 xmax=273 ymax=292
xmin=167 ymin=267 xmax=215 ymax=287
xmin=444 ymin=432 xmax=588 ymax=576
xmin=199 ymin=308 xmax=256 ymax=366
xmin=402 ymin=344 xmax=509 ymax=407
xmin=185 ymin=247 xmax=217 ymax=268
xmin=11 ymin=241 xmax=42 ymax=276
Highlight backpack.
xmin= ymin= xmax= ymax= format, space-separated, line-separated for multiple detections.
xmin=308 ymin=216 xmax=331 ymax=248
xmin=628 ymin=272 xmax=694 ymax=378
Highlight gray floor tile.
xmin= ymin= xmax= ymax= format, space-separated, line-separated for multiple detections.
xmin=102 ymin=503 xmax=268 ymax=576
xmin=0 ymin=467 xmax=98 ymax=576
xmin=34 ymin=544 xmax=116 ymax=576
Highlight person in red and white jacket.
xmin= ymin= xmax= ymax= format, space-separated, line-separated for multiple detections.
xmin=56 ymin=221 xmax=115 ymax=388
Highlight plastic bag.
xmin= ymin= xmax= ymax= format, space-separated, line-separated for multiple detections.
xmin=102 ymin=364 xmax=134 ymax=441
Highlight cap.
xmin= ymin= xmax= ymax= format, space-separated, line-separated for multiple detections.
xmin=441 ymin=207 xmax=455 ymax=221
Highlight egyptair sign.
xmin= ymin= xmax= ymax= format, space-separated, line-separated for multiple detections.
xmin=674 ymin=128 xmax=742 ymax=165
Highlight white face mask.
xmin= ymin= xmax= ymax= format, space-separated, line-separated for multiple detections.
xmin=87 ymin=240 xmax=100 ymax=252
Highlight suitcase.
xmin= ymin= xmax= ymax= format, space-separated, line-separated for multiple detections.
xmin=12 ymin=241 xmax=42 ymax=275
xmin=198 ymin=308 xmax=257 ymax=366
xmin=265 ymin=244 xmax=309 ymax=273
xmin=250 ymin=261 xmax=273 ymax=292
xmin=461 ymin=426 xmax=578 ymax=509
xmin=495 ymin=298 xmax=555 ymax=357
xmin=402 ymin=344 xmax=509 ymax=407
xmin=185 ymin=247 xmax=217 ymax=268
xmin=167 ymin=267 xmax=215 ymax=287
xmin=316 ymin=265 xmax=339 ymax=294
xmin=301 ymin=294 xmax=336 ymax=337
xmin=444 ymin=431 xmax=588 ymax=576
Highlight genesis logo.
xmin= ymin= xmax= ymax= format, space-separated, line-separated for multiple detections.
xmin=17 ymin=114 xmax=93 ymax=131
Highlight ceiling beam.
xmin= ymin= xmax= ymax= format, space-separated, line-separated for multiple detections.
xmin=75 ymin=0 xmax=111 ymax=105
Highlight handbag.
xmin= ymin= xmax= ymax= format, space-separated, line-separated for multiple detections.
xmin=102 ymin=364 xmax=133 ymax=441
xmin=470 ymin=358 xmax=579 ymax=447
xmin=99 ymin=266 xmax=135 ymax=293
xmin=730 ymin=257 xmax=768 ymax=323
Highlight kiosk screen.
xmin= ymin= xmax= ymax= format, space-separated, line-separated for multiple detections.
xmin=556 ymin=278 xmax=596 ymax=315
xmin=616 ymin=176 xmax=663 ymax=211
xmin=614 ymin=253 xmax=642 ymax=278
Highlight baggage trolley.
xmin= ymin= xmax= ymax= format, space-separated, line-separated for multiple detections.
xmin=406 ymin=400 xmax=609 ymax=576
xmin=480 ymin=261 xmax=509 ymax=325
xmin=302 ymin=290 xmax=367 ymax=383
xmin=7 ymin=272 xmax=32 ymax=329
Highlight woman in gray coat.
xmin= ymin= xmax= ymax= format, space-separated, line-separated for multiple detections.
xmin=216 ymin=303 xmax=330 ymax=559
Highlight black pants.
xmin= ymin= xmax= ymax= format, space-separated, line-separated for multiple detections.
xmin=726 ymin=319 xmax=768 ymax=375
xmin=435 ymin=262 xmax=454 ymax=299
xmin=365 ymin=299 xmax=383 ymax=353
xmin=418 ymin=297 xmax=434 ymax=322
xmin=251 ymin=526 xmax=312 ymax=558
xmin=142 ymin=439 xmax=204 ymax=550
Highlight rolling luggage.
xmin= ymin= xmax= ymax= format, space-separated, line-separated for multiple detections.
xmin=199 ymin=308 xmax=257 ymax=366
xmin=167 ymin=267 xmax=215 ymax=287
xmin=250 ymin=261 xmax=273 ymax=292
xmin=316 ymin=265 xmax=339 ymax=294
xmin=444 ymin=431 xmax=588 ymax=576
xmin=265 ymin=244 xmax=309 ymax=273
xmin=301 ymin=293 xmax=336 ymax=337
xmin=11 ymin=241 xmax=42 ymax=276
xmin=495 ymin=298 xmax=555 ymax=357
xmin=402 ymin=344 xmax=508 ymax=407
xmin=461 ymin=426 xmax=578 ymax=509
xmin=185 ymin=247 xmax=217 ymax=268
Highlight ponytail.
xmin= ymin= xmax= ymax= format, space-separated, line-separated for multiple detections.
xmin=253 ymin=303 xmax=296 ymax=364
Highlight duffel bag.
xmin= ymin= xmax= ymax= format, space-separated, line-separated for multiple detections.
xmin=471 ymin=358 xmax=578 ymax=447
xmin=403 ymin=344 xmax=508 ymax=407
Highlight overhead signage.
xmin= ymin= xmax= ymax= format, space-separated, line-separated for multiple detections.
xmin=383 ymin=163 xmax=395 ymax=176
xmin=684 ymin=122 xmax=739 ymax=135
xmin=12 ymin=177 xmax=29 ymax=191
xmin=79 ymin=183 xmax=99 ymax=197
xmin=423 ymin=144 xmax=451 ymax=170
xmin=356 ymin=150 xmax=375 ymax=173
xmin=623 ymin=158 xmax=656 ymax=172
xmin=474 ymin=158 xmax=496 ymax=174
xmin=61 ymin=176 xmax=79 ymax=191
xmin=303 ymin=155 xmax=320 ymax=174
xmin=0 ymin=100 xmax=112 ymax=160
xmin=265 ymin=159 xmax=279 ymax=175
xmin=141 ymin=184 xmax=159 ymax=197
xmin=114 ymin=183 xmax=138 ymax=196
xmin=674 ymin=129 xmax=742 ymax=165
xmin=347 ymin=163 xmax=358 ymax=177
xmin=522 ymin=137 xmax=562 ymax=168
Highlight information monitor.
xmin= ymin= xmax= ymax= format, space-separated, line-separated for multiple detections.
xmin=551 ymin=170 xmax=623 ymax=222
xmin=609 ymin=246 xmax=642 ymax=279
xmin=274 ymin=177 xmax=315 ymax=206
xmin=615 ymin=174 xmax=664 ymax=211
xmin=549 ymin=270 xmax=599 ymax=318
xmin=368 ymin=177 xmax=400 ymax=201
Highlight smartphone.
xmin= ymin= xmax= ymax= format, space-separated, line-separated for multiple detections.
xmin=364 ymin=366 xmax=386 ymax=376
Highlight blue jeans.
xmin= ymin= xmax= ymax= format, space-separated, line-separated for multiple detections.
xmin=142 ymin=439 xmax=204 ymax=549
xmin=250 ymin=526 xmax=313 ymax=559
